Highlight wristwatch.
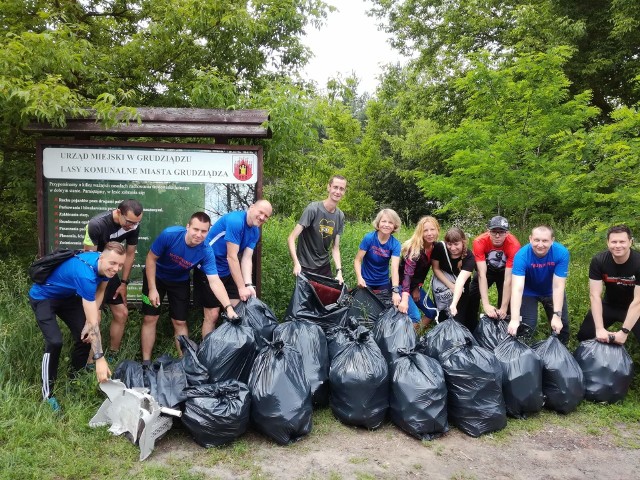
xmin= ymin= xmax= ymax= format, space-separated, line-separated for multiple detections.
xmin=391 ymin=285 xmax=402 ymax=294
xmin=621 ymin=326 xmax=631 ymax=334
xmin=244 ymin=283 xmax=255 ymax=288
xmin=553 ymin=311 xmax=562 ymax=317
xmin=93 ymin=352 xmax=104 ymax=361
xmin=121 ymin=279 xmax=130 ymax=285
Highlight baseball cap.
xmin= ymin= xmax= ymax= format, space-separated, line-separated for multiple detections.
xmin=487 ymin=216 xmax=509 ymax=231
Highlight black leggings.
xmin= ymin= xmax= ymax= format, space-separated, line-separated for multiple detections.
xmin=29 ymin=295 xmax=90 ymax=400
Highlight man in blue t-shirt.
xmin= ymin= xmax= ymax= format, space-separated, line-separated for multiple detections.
xmin=194 ymin=200 xmax=272 ymax=336
xmin=28 ymin=242 xmax=126 ymax=411
xmin=508 ymin=225 xmax=571 ymax=344
xmin=142 ymin=212 xmax=238 ymax=361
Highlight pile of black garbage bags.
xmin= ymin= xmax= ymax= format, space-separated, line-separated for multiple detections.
xmin=113 ymin=273 xmax=635 ymax=448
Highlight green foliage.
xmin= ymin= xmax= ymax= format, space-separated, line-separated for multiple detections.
xmin=371 ymin=0 xmax=640 ymax=116
xmin=554 ymin=105 xmax=640 ymax=253
xmin=416 ymin=48 xmax=599 ymax=227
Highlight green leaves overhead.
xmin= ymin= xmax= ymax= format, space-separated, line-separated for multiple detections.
xmin=419 ymin=48 xmax=600 ymax=222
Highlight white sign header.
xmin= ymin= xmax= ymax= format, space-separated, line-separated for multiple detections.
xmin=43 ymin=147 xmax=257 ymax=184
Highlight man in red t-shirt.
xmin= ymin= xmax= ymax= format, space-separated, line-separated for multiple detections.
xmin=468 ymin=216 xmax=521 ymax=322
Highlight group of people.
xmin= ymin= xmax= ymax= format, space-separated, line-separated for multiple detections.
xmin=29 ymin=198 xmax=273 ymax=410
xmin=29 ymin=174 xmax=639 ymax=412
xmin=284 ymin=176 xmax=639 ymax=355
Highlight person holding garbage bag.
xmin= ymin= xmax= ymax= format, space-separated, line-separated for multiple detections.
xmin=288 ymin=175 xmax=346 ymax=282
xmin=508 ymin=226 xmax=570 ymax=344
xmin=468 ymin=216 xmax=521 ymax=322
xmin=576 ymin=224 xmax=640 ymax=346
xmin=397 ymin=216 xmax=440 ymax=328
xmin=354 ymin=209 xmax=403 ymax=307
xmin=431 ymin=227 xmax=476 ymax=330
xmin=194 ymin=200 xmax=272 ymax=336
xmin=141 ymin=212 xmax=238 ymax=363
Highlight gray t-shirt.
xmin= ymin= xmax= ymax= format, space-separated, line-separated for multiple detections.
xmin=296 ymin=201 xmax=345 ymax=269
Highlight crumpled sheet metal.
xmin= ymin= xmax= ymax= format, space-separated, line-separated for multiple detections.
xmin=89 ymin=379 xmax=181 ymax=461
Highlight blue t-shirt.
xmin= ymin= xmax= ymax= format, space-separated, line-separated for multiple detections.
xmin=359 ymin=231 xmax=401 ymax=287
xmin=512 ymin=242 xmax=570 ymax=297
xmin=29 ymin=252 xmax=109 ymax=301
xmin=151 ymin=226 xmax=218 ymax=282
xmin=205 ymin=211 xmax=259 ymax=278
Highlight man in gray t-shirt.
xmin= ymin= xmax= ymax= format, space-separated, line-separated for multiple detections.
xmin=288 ymin=175 xmax=346 ymax=282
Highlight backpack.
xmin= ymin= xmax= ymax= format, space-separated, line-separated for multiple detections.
xmin=28 ymin=249 xmax=82 ymax=284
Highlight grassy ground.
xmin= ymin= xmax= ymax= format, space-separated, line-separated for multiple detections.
xmin=0 ymin=218 xmax=639 ymax=479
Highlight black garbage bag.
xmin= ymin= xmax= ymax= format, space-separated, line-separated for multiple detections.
xmin=248 ymin=339 xmax=313 ymax=445
xmin=574 ymin=339 xmax=634 ymax=404
xmin=154 ymin=356 xmax=188 ymax=408
xmin=532 ymin=335 xmax=585 ymax=414
xmin=326 ymin=317 xmax=359 ymax=361
xmin=346 ymin=287 xmax=386 ymax=329
xmin=416 ymin=318 xmax=477 ymax=361
xmin=473 ymin=315 xmax=509 ymax=351
xmin=339 ymin=315 xmax=362 ymax=330
xmin=284 ymin=272 xmax=349 ymax=331
xmin=113 ymin=360 xmax=145 ymax=389
xmin=390 ymin=349 xmax=449 ymax=440
xmin=440 ymin=340 xmax=507 ymax=437
xmin=141 ymin=354 xmax=177 ymax=403
xmin=329 ymin=326 xmax=389 ymax=429
xmin=182 ymin=380 xmax=251 ymax=447
xmin=493 ymin=336 xmax=544 ymax=419
xmin=372 ymin=308 xmax=417 ymax=365
xmin=234 ymin=296 xmax=278 ymax=349
xmin=197 ymin=315 xmax=258 ymax=384
xmin=177 ymin=335 xmax=209 ymax=386
xmin=274 ymin=319 xmax=330 ymax=406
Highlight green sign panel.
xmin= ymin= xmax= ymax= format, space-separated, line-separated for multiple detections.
xmin=38 ymin=141 xmax=261 ymax=300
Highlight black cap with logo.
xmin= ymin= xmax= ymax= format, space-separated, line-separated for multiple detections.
xmin=487 ymin=216 xmax=509 ymax=231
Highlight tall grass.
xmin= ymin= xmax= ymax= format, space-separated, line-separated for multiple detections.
xmin=0 ymin=218 xmax=639 ymax=479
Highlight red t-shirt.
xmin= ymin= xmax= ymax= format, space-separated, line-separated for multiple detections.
xmin=472 ymin=232 xmax=521 ymax=272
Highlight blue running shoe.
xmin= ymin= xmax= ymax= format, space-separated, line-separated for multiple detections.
xmin=46 ymin=397 xmax=61 ymax=413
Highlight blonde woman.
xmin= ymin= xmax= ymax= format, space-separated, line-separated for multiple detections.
xmin=397 ymin=216 xmax=440 ymax=326
xmin=354 ymin=209 xmax=402 ymax=306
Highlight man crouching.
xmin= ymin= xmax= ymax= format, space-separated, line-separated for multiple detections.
xmin=28 ymin=242 xmax=125 ymax=411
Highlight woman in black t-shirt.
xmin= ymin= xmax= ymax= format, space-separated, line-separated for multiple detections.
xmin=432 ymin=227 xmax=477 ymax=330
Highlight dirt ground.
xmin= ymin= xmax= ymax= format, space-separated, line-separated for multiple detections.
xmin=145 ymin=414 xmax=640 ymax=480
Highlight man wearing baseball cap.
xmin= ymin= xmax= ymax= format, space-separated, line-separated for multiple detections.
xmin=468 ymin=216 xmax=521 ymax=322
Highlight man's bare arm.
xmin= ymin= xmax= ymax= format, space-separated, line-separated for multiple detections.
xmin=145 ymin=251 xmax=160 ymax=307
xmin=507 ymin=275 xmax=525 ymax=336
xmin=226 ymin=241 xmax=252 ymax=300
xmin=332 ymin=234 xmax=343 ymax=283
xmin=81 ymin=298 xmax=111 ymax=382
xmin=287 ymin=224 xmax=304 ymax=275
xmin=240 ymin=247 xmax=256 ymax=297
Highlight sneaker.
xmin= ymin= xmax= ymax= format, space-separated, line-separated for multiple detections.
xmin=46 ymin=397 xmax=61 ymax=413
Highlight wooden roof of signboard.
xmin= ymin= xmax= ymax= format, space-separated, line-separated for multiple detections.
xmin=25 ymin=108 xmax=271 ymax=139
